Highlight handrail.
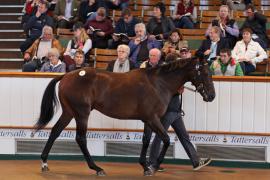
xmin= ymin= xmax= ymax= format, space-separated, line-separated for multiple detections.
xmin=1 ymin=72 xmax=270 ymax=82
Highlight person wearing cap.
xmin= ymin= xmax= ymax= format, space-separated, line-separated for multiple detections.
xmin=84 ymin=7 xmax=114 ymax=49
xmin=179 ymin=47 xmax=192 ymax=59
xmin=108 ymin=8 xmax=141 ymax=49
xmin=22 ymin=25 xmax=64 ymax=72
xmin=240 ymin=4 xmax=268 ymax=49
xmin=106 ymin=44 xmax=135 ymax=72
xmin=63 ymin=22 xmax=92 ymax=68
xmin=146 ymin=2 xmax=175 ymax=42
xmin=147 ymin=53 xmax=212 ymax=173
xmin=53 ymin=0 xmax=79 ymax=29
xmin=232 ymin=27 xmax=267 ymax=75
xmin=162 ymin=29 xmax=188 ymax=56
xmin=196 ymin=26 xmax=229 ymax=65
xmin=210 ymin=48 xmax=244 ymax=76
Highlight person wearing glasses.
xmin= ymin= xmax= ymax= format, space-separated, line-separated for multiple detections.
xmin=106 ymin=44 xmax=135 ymax=72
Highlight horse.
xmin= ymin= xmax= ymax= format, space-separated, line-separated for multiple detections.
xmin=33 ymin=56 xmax=215 ymax=176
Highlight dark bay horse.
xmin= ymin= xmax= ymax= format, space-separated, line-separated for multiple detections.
xmin=34 ymin=57 xmax=215 ymax=176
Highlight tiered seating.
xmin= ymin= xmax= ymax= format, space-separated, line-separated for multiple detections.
xmin=90 ymin=48 xmax=118 ymax=69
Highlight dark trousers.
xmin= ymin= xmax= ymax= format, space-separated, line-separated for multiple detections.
xmin=20 ymin=37 xmax=36 ymax=53
xmin=149 ymin=99 xmax=200 ymax=168
xmin=239 ymin=61 xmax=256 ymax=75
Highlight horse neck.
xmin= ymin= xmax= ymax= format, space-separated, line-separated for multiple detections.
xmin=153 ymin=68 xmax=189 ymax=95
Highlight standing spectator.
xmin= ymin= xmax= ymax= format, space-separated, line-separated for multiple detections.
xmin=162 ymin=29 xmax=188 ymax=56
xmin=40 ymin=48 xmax=66 ymax=72
xmin=107 ymin=44 xmax=135 ymax=72
xmin=140 ymin=48 xmax=163 ymax=68
xmin=240 ymin=4 xmax=269 ymax=49
xmin=172 ymin=0 xmax=197 ymax=29
xmin=64 ymin=22 xmax=92 ymax=68
xmin=146 ymin=2 xmax=175 ymax=41
xmin=22 ymin=26 xmax=64 ymax=72
xmin=84 ymin=7 xmax=114 ymax=48
xmin=210 ymin=48 xmax=244 ymax=76
xmin=20 ymin=0 xmax=54 ymax=53
xmin=206 ymin=5 xmax=239 ymax=48
xmin=232 ymin=28 xmax=268 ymax=74
xmin=128 ymin=23 xmax=161 ymax=68
xmin=196 ymin=26 xmax=229 ymax=64
xmin=53 ymin=0 xmax=80 ymax=29
xmin=108 ymin=8 xmax=141 ymax=49
xmin=68 ymin=50 xmax=89 ymax=72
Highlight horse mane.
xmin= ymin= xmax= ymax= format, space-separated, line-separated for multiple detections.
xmin=146 ymin=57 xmax=197 ymax=74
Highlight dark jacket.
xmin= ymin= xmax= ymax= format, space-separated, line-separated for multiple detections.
xmin=241 ymin=12 xmax=268 ymax=45
xmin=115 ymin=17 xmax=141 ymax=37
xmin=146 ymin=16 xmax=175 ymax=39
xmin=24 ymin=13 xmax=54 ymax=39
xmin=195 ymin=38 xmax=229 ymax=60
xmin=106 ymin=60 xmax=136 ymax=72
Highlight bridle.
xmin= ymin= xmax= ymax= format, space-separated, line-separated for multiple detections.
xmin=184 ymin=62 xmax=208 ymax=94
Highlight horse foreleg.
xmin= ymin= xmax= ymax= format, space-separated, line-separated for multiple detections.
xmin=139 ymin=124 xmax=152 ymax=175
xmin=75 ymin=116 xmax=105 ymax=176
xmin=41 ymin=112 xmax=72 ymax=171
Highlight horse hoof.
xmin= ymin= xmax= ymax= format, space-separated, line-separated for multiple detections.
xmin=97 ymin=170 xmax=106 ymax=176
xmin=41 ymin=166 xmax=49 ymax=172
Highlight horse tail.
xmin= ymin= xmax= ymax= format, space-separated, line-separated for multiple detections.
xmin=34 ymin=75 xmax=64 ymax=132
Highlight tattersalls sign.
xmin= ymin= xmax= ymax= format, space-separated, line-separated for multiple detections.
xmin=0 ymin=129 xmax=269 ymax=146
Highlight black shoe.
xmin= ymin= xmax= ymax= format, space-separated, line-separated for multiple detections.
xmin=193 ymin=158 xmax=211 ymax=171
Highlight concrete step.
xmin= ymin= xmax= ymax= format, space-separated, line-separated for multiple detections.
xmin=0 ymin=6 xmax=23 ymax=13
xmin=0 ymin=59 xmax=23 ymax=69
xmin=0 ymin=13 xmax=22 ymax=21
xmin=0 ymin=39 xmax=25 ymax=50
xmin=0 ymin=0 xmax=24 ymax=5
xmin=0 ymin=30 xmax=25 ymax=39
xmin=0 ymin=49 xmax=22 ymax=59
xmin=0 ymin=21 xmax=22 ymax=30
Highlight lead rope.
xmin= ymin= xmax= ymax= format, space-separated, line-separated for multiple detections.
xmin=180 ymin=94 xmax=185 ymax=117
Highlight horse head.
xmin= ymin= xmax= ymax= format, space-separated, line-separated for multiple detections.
xmin=187 ymin=57 xmax=216 ymax=102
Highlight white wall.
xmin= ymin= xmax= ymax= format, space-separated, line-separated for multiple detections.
xmin=0 ymin=76 xmax=269 ymax=134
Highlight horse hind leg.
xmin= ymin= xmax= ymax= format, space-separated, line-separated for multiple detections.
xmin=75 ymin=113 xmax=105 ymax=176
xmin=40 ymin=112 xmax=72 ymax=172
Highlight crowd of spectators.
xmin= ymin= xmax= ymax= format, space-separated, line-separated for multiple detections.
xmin=19 ymin=0 xmax=269 ymax=75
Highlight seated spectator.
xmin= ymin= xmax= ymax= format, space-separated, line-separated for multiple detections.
xmin=22 ymin=26 xmax=64 ymax=72
xmin=196 ymin=26 xmax=229 ymax=65
xmin=206 ymin=5 xmax=239 ymax=48
xmin=179 ymin=47 xmax=192 ymax=59
xmin=108 ymin=8 xmax=141 ymax=49
xmin=232 ymin=28 xmax=268 ymax=75
xmin=140 ymin=48 xmax=163 ymax=68
xmin=240 ymin=4 xmax=269 ymax=49
xmin=79 ymin=0 xmax=106 ymax=23
xmin=106 ymin=44 xmax=135 ymax=72
xmin=172 ymin=0 xmax=197 ymax=29
xmin=146 ymin=2 xmax=175 ymax=42
xmin=210 ymin=48 xmax=243 ymax=76
xmin=53 ymin=0 xmax=79 ymax=29
xmin=20 ymin=0 xmax=54 ymax=53
xmin=221 ymin=0 xmax=246 ymax=10
xmin=64 ymin=22 xmax=92 ymax=68
xmin=128 ymin=23 xmax=161 ymax=68
xmin=68 ymin=50 xmax=89 ymax=72
xmin=21 ymin=0 xmax=39 ymax=26
xmin=84 ymin=7 xmax=113 ymax=48
xmin=105 ymin=0 xmax=129 ymax=10
xmin=40 ymin=48 xmax=66 ymax=72
xmin=162 ymin=29 xmax=188 ymax=56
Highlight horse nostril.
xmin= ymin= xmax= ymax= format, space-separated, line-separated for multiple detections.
xmin=209 ymin=94 xmax=215 ymax=102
